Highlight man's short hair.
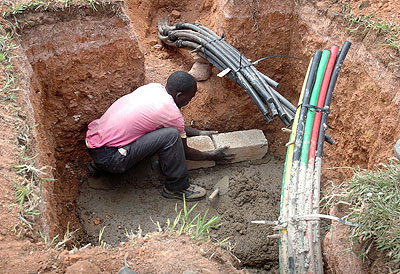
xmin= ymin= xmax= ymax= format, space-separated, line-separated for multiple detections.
xmin=166 ymin=71 xmax=197 ymax=94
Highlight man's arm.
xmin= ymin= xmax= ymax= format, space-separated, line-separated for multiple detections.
xmin=184 ymin=126 xmax=218 ymax=137
xmin=181 ymin=138 xmax=233 ymax=162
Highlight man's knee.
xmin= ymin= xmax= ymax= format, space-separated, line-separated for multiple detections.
xmin=160 ymin=127 xmax=180 ymax=141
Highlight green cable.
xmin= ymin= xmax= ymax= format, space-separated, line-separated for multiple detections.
xmin=300 ymin=49 xmax=331 ymax=164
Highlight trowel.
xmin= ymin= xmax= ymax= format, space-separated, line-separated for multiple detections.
xmin=209 ymin=176 xmax=229 ymax=200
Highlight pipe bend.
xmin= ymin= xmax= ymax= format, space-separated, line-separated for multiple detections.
xmin=168 ymin=32 xmax=178 ymax=41
xmin=162 ymin=28 xmax=170 ymax=36
xmin=175 ymin=22 xmax=185 ymax=29
xmin=176 ymin=40 xmax=185 ymax=48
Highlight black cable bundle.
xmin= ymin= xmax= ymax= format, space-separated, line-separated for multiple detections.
xmin=158 ymin=19 xmax=297 ymax=126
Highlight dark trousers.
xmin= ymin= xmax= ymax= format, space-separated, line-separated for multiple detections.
xmin=87 ymin=127 xmax=189 ymax=191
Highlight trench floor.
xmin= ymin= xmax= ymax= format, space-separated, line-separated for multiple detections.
xmin=77 ymin=154 xmax=283 ymax=270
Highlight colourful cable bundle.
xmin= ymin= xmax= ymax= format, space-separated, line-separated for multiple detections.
xmin=279 ymin=41 xmax=351 ymax=274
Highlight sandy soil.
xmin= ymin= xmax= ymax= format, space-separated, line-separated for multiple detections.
xmin=0 ymin=0 xmax=399 ymax=273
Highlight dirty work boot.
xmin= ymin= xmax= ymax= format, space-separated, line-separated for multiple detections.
xmin=162 ymin=184 xmax=206 ymax=202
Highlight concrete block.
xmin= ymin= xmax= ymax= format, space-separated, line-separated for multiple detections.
xmin=211 ymin=129 xmax=268 ymax=163
xmin=186 ymin=136 xmax=216 ymax=170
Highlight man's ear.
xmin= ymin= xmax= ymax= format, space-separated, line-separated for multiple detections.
xmin=175 ymin=92 xmax=183 ymax=99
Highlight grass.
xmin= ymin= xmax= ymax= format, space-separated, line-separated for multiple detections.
xmin=1 ymin=0 xmax=113 ymax=18
xmin=12 ymin=153 xmax=55 ymax=230
xmin=0 ymin=26 xmax=20 ymax=102
xmin=344 ymin=11 xmax=400 ymax=54
xmin=2 ymin=1 xmax=52 ymax=17
xmin=293 ymin=0 xmax=303 ymax=6
xmin=39 ymin=222 xmax=78 ymax=250
xmin=98 ymin=226 xmax=108 ymax=248
xmin=124 ymin=196 xmax=222 ymax=243
xmin=1 ymin=0 xmax=123 ymax=33
xmin=166 ymin=195 xmax=221 ymax=241
xmin=326 ymin=159 xmax=400 ymax=267
xmin=123 ymin=196 xmax=224 ymax=252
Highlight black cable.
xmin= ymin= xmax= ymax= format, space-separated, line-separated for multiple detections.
xmin=316 ymin=41 xmax=351 ymax=158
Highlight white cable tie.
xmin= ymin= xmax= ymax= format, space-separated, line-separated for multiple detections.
xmin=285 ymin=141 xmax=295 ymax=147
xmin=217 ymin=67 xmax=231 ymax=77
xmin=268 ymin=234 xmax=281 ymax=239
xmin=251 ymin=220 xmax=278 ymax=225
xmin=297 ymin=214 xmax=360 ymax=227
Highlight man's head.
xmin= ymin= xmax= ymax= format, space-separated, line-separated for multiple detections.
xmin=166 ymin=71 xmax=197 ymax=108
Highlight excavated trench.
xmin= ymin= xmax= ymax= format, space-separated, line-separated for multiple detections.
xmin=15 ymin=0 xmax=399 ymax=272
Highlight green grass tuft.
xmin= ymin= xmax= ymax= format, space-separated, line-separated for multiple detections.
xmin=329 ymin=159 xmax=400 ymax=266
xmin=11 ymin=150 xmax=56 ymax=231
xmin=344 ymin=12 xmax=400 ymax=54
xmin=0 ymin=27 xmax=20 ymax=100
xmin=166 ymin=195 xmax=221 ymax=241
xmin=2 ymin=0 xmax=104 ymax=18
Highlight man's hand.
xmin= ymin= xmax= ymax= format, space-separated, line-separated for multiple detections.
xmin=185 ymin=126 xmax=218 ymax=137
xmin=210 ymin=146 xmax=234 ymax=163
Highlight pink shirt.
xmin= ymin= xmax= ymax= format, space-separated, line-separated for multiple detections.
xmin=86 ymin=83 xmax=186 ymax=148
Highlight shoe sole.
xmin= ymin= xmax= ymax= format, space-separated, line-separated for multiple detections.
xmin=161 ymin=188 xmax=205 ymax=202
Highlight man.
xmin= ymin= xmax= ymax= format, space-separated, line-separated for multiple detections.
xmin=86 ymin=71 xmax=232 ymax=201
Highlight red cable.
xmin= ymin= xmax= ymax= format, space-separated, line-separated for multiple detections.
xmin=308 ymin=45 xmax=339 ymax=163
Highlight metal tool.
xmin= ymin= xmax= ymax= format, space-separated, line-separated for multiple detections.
xmin=209 ymin=176 xmax=229 ymax=200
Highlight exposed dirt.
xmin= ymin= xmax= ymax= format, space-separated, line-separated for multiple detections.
xmin=0 ymin=0 xmax=399 ymax=273
xmin=1 ymin=232 xmax=245 ymax=273
xmin=18 ymin=4 xmax=145 ymax=240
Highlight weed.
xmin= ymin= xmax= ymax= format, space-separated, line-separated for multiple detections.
xmin=325 ymin=159 xmax=400 ymax=267
xmin=0 ymin=28 xmax=20 ymax=100
xmin=10 ymin=141 xmax=56 ymax=232
xmin=293 ymin=0 xmax=303 ymax=6
xmin=2 ymin=1 xmax=52 ymax=17
xmin=2 ymin=0 xmax=106 ymax=18
xmin=344 ymin=12 xmax=400 ymax=54
xmin=98 ymin=226 xmax=109 ymax=248
xmin=251 ymin=0 xmax=261 ymax=32
xmin=125 ymin=226 xmax=142 ymax=242
xmin=124 ymin=226 xmax=153 ymax=245
xmin=166 ymin=195 xmax=221 ymax=241
xmin=39 ymin=223 xmax=78 ymax=250
xmin=87 ymin=0 xmax=99 ymax=11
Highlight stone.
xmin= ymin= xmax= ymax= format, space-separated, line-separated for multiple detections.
xmin=211 ymin=129 xmax=268 ymax=163
xmin=152 ymin=44 xmax=162 ymax=50
xmin=186 ymin=136 xmax=216 ymax=170
xmin=170 ymin=10 xmax=181 ymax=20
xmin=93 ymin=218 xmax=101 ymax=225
xmin=188 ymin=61 xmax=212 ymax=81
xmin=65 ymin=260 xmax=101 ymax=274
xmin=193 ymin=54 xmax=210 ymax=64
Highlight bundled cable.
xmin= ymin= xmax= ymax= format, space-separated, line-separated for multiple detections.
xmin=158 ymin=19 xmax=296 ymax=126
xmin=279 ymin=41 xmax=351 ymax=274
